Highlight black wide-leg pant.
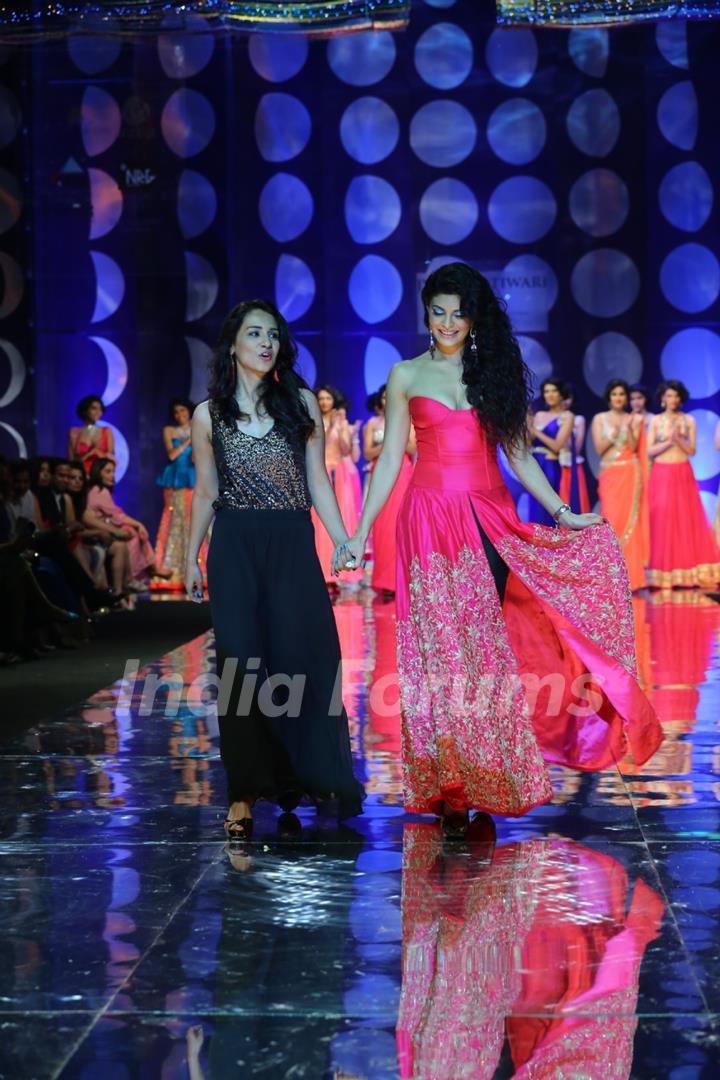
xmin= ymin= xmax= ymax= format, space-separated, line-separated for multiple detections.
xmin=207 ymin=508 xmax=363 ymax=813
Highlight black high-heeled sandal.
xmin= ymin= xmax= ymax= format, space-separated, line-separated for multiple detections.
xmin=278 ymin=789 xmax=302 ymax=813
xmin=224 ymin=817 xmax=253 ymax=843
xmin=277 ymin=812 xmax=302 ymax=840
xmin=441 ymin=811 xmax=469 ymax=840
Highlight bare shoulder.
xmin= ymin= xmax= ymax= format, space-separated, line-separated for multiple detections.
xmin=388 ymin=356 xmax=425 ymax=393
xmin=192 ymin=400 xmax=212 ymax=431
xmin=400 ymin=352 xmax=429 ymax=369
xmin=300 ymin=387 xmax=321 ymax=414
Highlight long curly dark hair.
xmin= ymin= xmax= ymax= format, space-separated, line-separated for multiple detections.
xmin=421 ymin=262 xmax=531 ymax=451
xmin=209 ymin=299 xmax=314 ymax=443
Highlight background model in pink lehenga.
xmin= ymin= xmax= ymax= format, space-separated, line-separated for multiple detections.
xmin=646 ymin=380 xmax=720 ymax=589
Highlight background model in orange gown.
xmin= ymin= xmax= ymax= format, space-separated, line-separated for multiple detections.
xmin=592 ymin=381 xmax=649 ymax=592
xmin=646 ymin=382 xmax=720 ymax=589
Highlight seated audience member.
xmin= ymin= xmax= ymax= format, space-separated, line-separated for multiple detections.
xmin=0 ymin=457 xmax=77 ymax=664
xmin=30 ymin=456 xmax=114 ymax=613
xmin=87 ymin=458 xmax=171 ymax=587
xmin=68 ymin=461 xmax=134 ymax=598
xmin=6 ymin=459 xmax=36 ymax=533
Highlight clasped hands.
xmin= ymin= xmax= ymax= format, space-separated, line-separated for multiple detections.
xmin=331 ymin=535 xmax=365 ymax=577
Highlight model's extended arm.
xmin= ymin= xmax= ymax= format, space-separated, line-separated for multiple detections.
xmin=507 ymin=440 xmax=602 ymax=530
xmin=185 ymin=402 xmax=217 ymax=600
xmin=333 ymin=364 xmax=410 ymax=573
xmin=303 ymin=390 xmax=350 ymax=550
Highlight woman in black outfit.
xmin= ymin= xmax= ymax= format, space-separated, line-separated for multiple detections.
xmin=185 ymin=300 xmax=364 ymax=841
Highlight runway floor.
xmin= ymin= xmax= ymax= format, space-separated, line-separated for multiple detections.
xmin=2 ymin=590 xmax=720 ymax=1078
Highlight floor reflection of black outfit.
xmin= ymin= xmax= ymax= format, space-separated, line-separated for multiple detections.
xmin=208 ymin=827 xmax=364 ymax=1075
xmin=207 ymin=404 xmax=364 ymax=814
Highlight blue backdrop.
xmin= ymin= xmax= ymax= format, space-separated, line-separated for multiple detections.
xmin=0 ymin=0 xmax=719 ymax=531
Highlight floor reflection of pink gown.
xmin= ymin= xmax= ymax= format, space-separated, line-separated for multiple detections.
xmin=311 ymin=425 xmax=362 ymax=583
xmin=396 ymin=399 xmax=663 ymax=817
xmin=396 ymin=825 xmax=664 ymax=1080
xmin=647 ymin=592 xmax=720 ymax=729
xmin=367 ymin=599 xmax=402 ymax=757
xmin=371 ymin=453 xmax=414 ymax=592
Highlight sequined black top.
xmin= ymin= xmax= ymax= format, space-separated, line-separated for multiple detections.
xmin=209 ymin=402 xmax=312 ymax=512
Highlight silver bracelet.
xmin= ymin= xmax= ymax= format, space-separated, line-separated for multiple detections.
xmin=552 ymin=503 xmax=572 ymax=522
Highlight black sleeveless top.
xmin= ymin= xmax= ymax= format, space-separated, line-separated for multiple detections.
xmin=209 ymin=402 xmax=312 ymax=512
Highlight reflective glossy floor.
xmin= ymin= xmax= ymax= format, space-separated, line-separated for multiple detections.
xmin=2 ymin=591 xmax=720 ymax=1078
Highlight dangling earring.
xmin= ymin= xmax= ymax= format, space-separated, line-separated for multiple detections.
xmin=429 ymin=331 xmax=436 ymax=357
xmin=470 ymin=328 xmax=477 ymax=353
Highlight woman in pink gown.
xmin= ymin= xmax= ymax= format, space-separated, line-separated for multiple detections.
xmin=311 ymin=386 xmax=362 ymax=585
xmin=334 ymin=263 xmax=663 ymax=834
xmin=647 ymin=380 xmax=720 ymax=588
xmin=364 ymin=385 xmax=416 ymax=594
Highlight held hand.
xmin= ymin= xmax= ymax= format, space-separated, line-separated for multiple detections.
xmin=186 ymin=1024 xmax=205 ymax=1057
xmin=185 ymin=564 xmax=204 ymax=602
xmin=115 ymin=528 xmax=133 ymax=540
xmin=558 ymin=511 xmax=604 ymax=531
xmin=331 ymin=536 xmax=364 ymax=577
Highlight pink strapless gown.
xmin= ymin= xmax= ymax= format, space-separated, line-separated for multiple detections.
xmin=395 ymin=398 xmax=663 ymax=817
